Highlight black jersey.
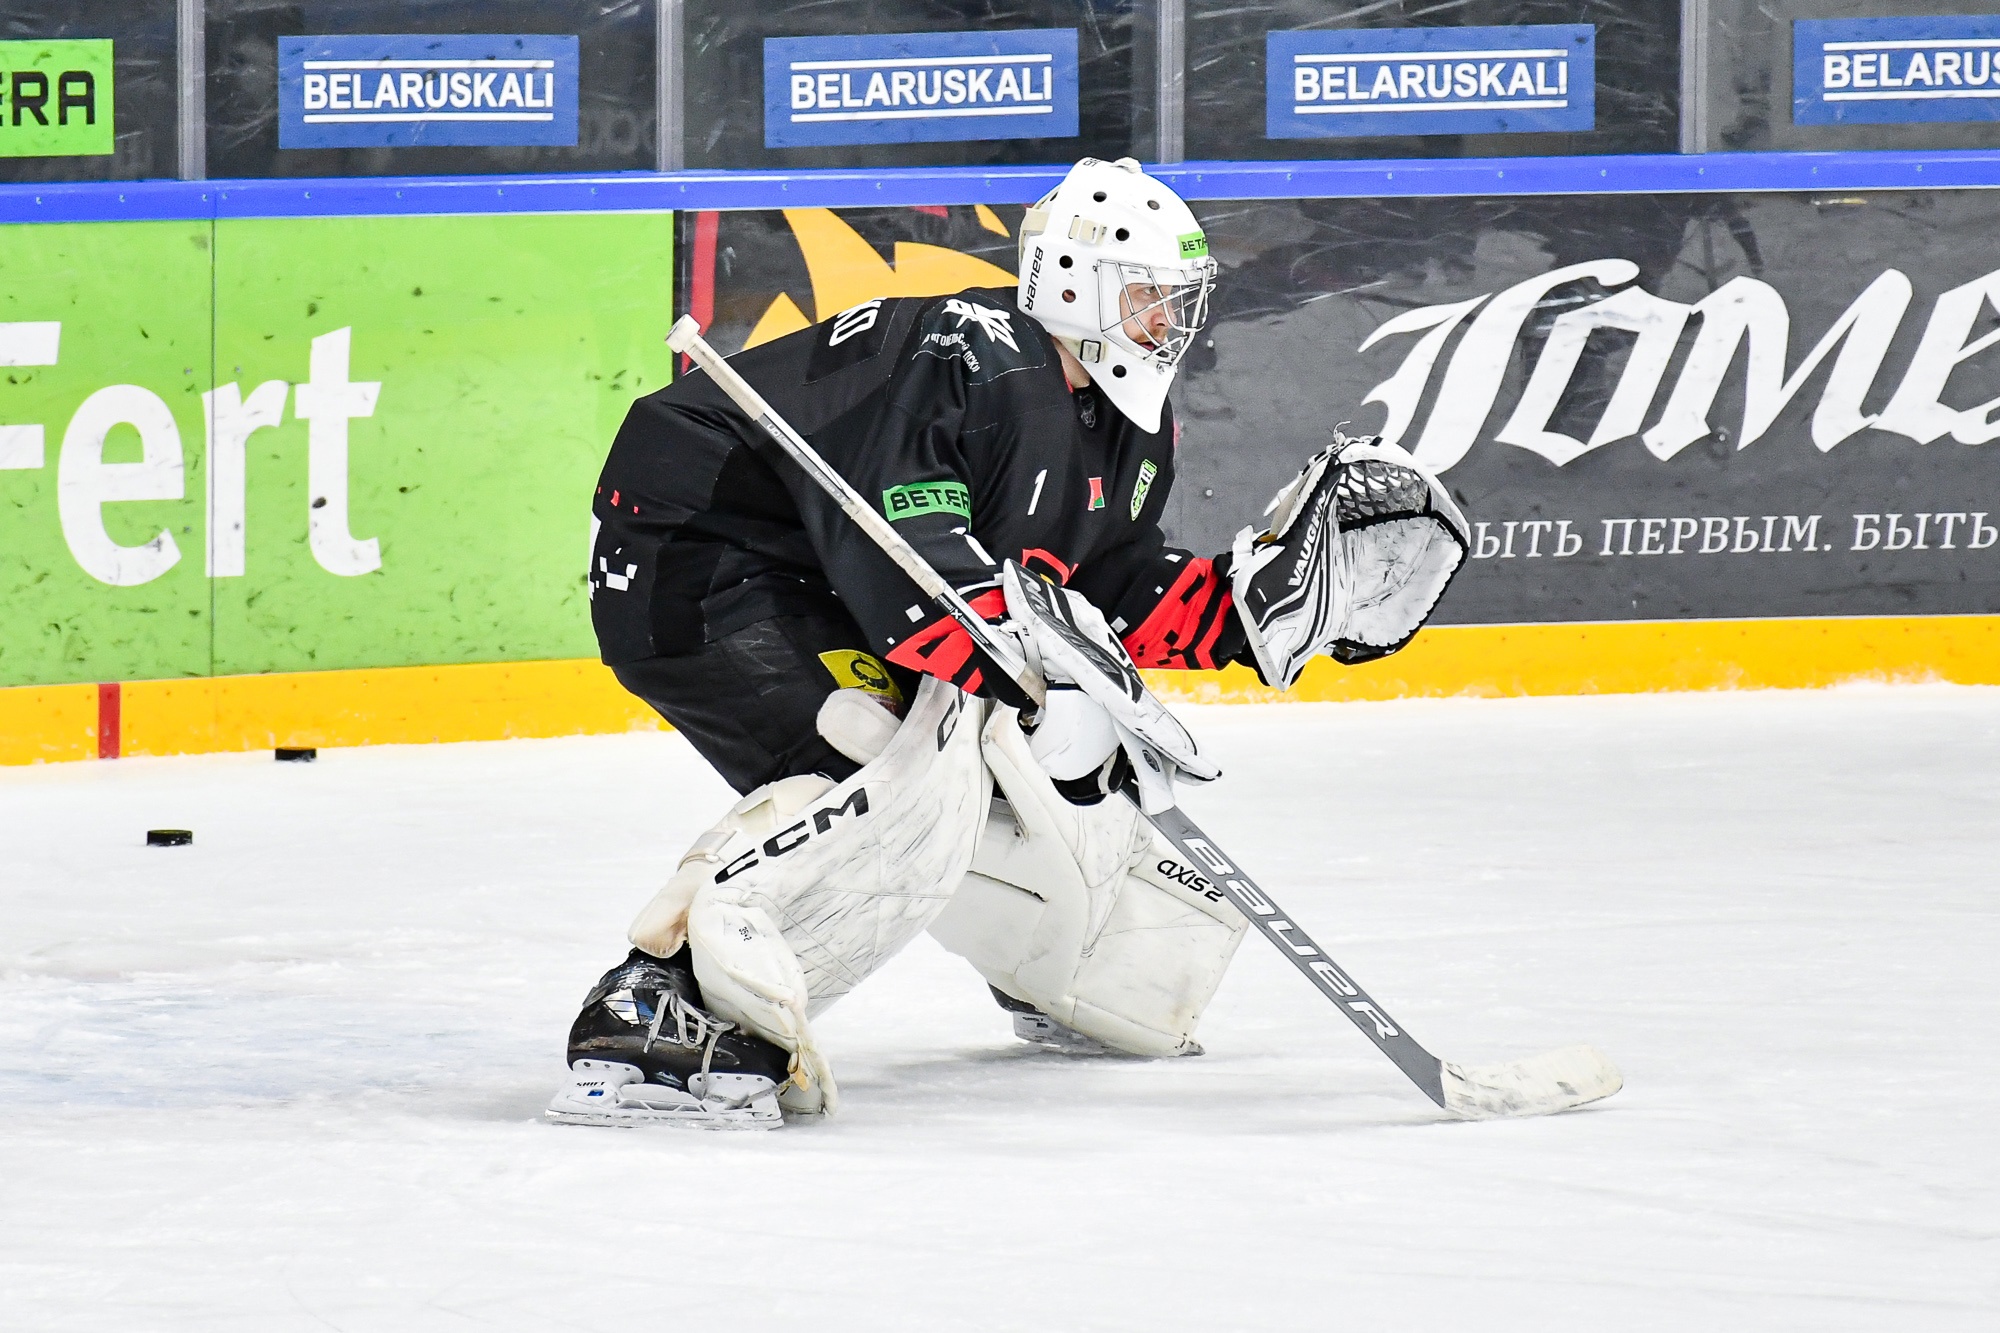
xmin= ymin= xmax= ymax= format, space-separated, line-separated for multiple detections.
xmin=590 ymin=286 xmax=1237 ymax=693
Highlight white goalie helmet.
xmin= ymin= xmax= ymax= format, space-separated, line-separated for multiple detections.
xmin=1016 ymin=157 xmax=1216 ymax=433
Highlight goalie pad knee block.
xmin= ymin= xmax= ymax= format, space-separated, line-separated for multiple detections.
xmin=684 ymin=676 xmax=989 ymax=1109
xmin=928 ymin=707 xmax=1247 ymax=1057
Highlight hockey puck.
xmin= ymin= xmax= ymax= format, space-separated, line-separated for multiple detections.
xmin=146 ymin=829 xmax=193 ymax=847
xmin=275 ymin=747 xmax=317 ymax=763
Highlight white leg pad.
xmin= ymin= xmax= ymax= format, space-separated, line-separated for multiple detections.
xmin=629 ymin=773 xmax=838 ymax=958
xmin=686 ymin=676 xmax=990 ymax=1111
xmin=930 ymin=707 xmax=1248 ymax=1057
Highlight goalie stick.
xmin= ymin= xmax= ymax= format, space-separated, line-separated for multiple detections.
xmin=664 ymin=315 xmax=1621 ymax=1120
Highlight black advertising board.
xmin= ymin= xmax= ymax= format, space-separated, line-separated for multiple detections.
xmin=1178 ymin=189 xmax=2000 ymax=626
xmin=682 ymin=189 xmax=2000 ymax=631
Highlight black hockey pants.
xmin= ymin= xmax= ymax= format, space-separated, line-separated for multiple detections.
xmin=609 ymin=614 xmax=917 ymax=796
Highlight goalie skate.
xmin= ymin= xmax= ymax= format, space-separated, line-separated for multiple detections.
xmin=546 ymin=1059 xmax=783 ymax=1130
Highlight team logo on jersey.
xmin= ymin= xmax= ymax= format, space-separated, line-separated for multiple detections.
xmin=942 ymin=298 xmax=1019 ymax=351
xmin=1087 ymin=476 xmax=1105 ymax=510
xmin=1130 ymin=460 xmax=1157 ymax=519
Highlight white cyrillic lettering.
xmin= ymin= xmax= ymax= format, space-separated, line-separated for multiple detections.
xmin=1644 ymin=272 xmax=1911 ymax=458
xmin=1970 ymin=513 xmax=1997 ymax=549
xmin=1554 ymin=520 xmax=1582 ymax=557
xmin=1357 ymin=296 xmax=1487 ymax=450
xmin=1601 ymin=518 xmax=1635 ymax=555
xmin=1876 ymin=268 xmax=2000 ymax=444
xmin=201 ymin=379 xmax=288 ymax=578
xmin=292 ymin=327 xmax=382 ymax=577
xmin=1852 ymin=514 xmax=1882 ymax=551
xmin=1701 ymin=517 xmax=1730 ymax=553
xmin=57 ymin=385 xmax=183 ymax=587
xmin=1520 ymin=519 xmax=1552 ymax=556
xmin=1669 ymin=517 xmax=1698 ymax=554
xmin=1935 ymin=512 xmax=1967 ymax=549
xmin=1638 ymin=518 xmax=1666 ymax=555
xmin=1733 ymin=517 xmax=1761 ymax=553
xmin=1884 ymin=513 xmax=1915 ymax=550
xmin=1408 ymin=260 xmax=1638 ymax=471
xmin=1496 ymin=285 xmax=1691 ymax=465
xmin=1779 ymin=515 xmax=1820 ymax=552
xmin=1473 ymin=522 xmax=1502 ymax=559
xmin=1500 ymin=520 xmax=1518 ymax=557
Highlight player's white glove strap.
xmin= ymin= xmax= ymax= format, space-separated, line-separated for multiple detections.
xmin=1001 ymin=560 xmax=1217 ymax=814
xmin=1230 ymin=432 xmax=1470 ymax=689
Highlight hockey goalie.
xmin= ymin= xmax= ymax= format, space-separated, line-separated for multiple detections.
xmin=547 ymin=157 xmax=1471 ymax=1129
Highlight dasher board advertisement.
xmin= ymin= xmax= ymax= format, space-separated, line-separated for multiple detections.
xmin=1267 ymin=24 xmax=1594 ymax=139
xmin=764 ymin=29 xmax=1079 ymax=148
xmin=1794 ymin=15 xmax=2000 ymax=125
xmin=0 ymin=39 xmax=113 ymax=158
xmin=277 ymin=34 xmax=580 ymax=149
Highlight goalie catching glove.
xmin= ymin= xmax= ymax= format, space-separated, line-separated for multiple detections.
xmin=1229 ymin=432 xmax=1470 ymax=690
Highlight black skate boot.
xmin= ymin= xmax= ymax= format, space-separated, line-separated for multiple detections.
xmin=546 ymin=946 xmax=792 ymax=1130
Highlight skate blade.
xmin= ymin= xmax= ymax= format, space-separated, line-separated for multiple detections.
xmin=544 ymin=1061 xmax=785 ymax=1131
xmin=1011 ymin=1012 xmax=1202 ymax=1058
xmin=1440 ymin=1044 xmax=1623 ymax=1120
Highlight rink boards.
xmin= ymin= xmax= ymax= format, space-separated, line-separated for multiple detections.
xmin=4 ymin=154 xmax=2000 ymax=762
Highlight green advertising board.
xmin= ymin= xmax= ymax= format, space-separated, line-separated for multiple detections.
xmin=0 ymin=211 xmax=674 ymax=688
xmin=0 ymin=40 xmax=114 ymax=159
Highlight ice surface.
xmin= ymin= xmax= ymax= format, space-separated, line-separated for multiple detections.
xmin=2 ymin=686 xmax=1996 ymax=1330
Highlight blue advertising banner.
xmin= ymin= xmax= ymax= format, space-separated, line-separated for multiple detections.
xmin=1266 ymin=25 xmax=1594 ymax=140
xmin=277 ymin=35 xmax=580 ymax=149
xmin=1795 ymin=16 xmax=2000 ymax=126
xmin=763 ymin=29 xmax=1079 ymax=148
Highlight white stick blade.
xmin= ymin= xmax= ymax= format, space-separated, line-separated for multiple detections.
xmin=1440 ymin=1044 xmax=1622 ymax=1120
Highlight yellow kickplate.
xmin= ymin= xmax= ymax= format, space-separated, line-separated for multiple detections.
xmin=5 ymin=614 xmax=1999 ymax=766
